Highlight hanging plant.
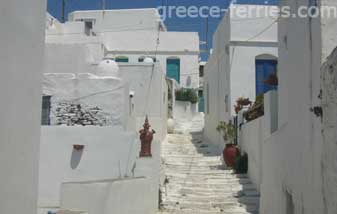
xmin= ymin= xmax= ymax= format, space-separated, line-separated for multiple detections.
xmin=264 ymin=73 xmax=278 ymax=86
xmin=234 ymin=97 xmax=251 ymax=114
xmin=244 ymin=94 xmax=264 ymax=122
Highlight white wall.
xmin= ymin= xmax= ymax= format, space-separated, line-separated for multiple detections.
xmin=45 ymin=44 xmax=101 ymax=73
xmin=60 ymin=177 xmax=158 ymax=214
xmin=43 ymin=73 xmax=128 ymax=127
xmin=39 ymin=126 xmax=138 ymax=207
xmin=204 ymin=4 xmax=277 ymax=147
xmin=259 ymin=0 xmax=332 ymax=213
xmin=39 ymin=126 xmax=162 ymax=213
xmin=118 ymin=63 xmax=168 ymax=141
xmin=0 ymin=1 xmax=45 ymax=214
xmin=240 ymin=117 xmax=263 ymax=192
xmin=46 ymin=13 xmax=200 ymax=89
xmin=230 ymin=46 xmax=277 ymax=115
xmin=103 ymin=31 xmax=200 ymax=88
xmin=68 ymin=9 xmax=163 ymax=32
xmin=321 ymin=47 xmax=337 ymax=214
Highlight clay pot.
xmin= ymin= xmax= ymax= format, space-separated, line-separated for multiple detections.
xmin=167 ymin=118 xmax=175 ymax=134
xmin=223 ymin=144 xmax=238 ymax=168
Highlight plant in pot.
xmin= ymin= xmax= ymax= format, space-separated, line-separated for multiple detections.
xmin=263 ymin=73 xmax=278 ymax=86
xmin=216 ymin=121 xmax=238 ymax=168
xmin=234 ymin=97 xmax=252 ymax=114
xmin=244 ymin=94 xmax=264 ymax=122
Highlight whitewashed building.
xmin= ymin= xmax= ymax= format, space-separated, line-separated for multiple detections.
xmin=204 ymin=4 xmax=278 ymax=148
xmin=39 ymin=59 xmax=165 ymax=214
xmin=238 ymin=1 xmax=337 ymax=214
xmin=40 ymin=9 xmax=171 ymax=214
xmin=0 ymin=1 xmax=46 ymax=214
xmin=46 ymin=9 xmax=200 ymax=89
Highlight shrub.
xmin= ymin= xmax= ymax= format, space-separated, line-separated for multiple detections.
xmin=175 ymin=88 xmax=198 ymax=104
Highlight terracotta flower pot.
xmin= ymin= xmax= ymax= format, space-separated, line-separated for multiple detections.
xmin=223 ymin=144 xmax=238 ymax=168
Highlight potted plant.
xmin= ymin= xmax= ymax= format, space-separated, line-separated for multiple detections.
xmin=264 ymin=73 xmax=278 ymax=86
xmin=244 ymin=94 xmax=264 ymax=122
xmin=216 ymin=121 xmax=238 ymax=168
xmin=236 ymin=97 xmax=252 ymax=106
xmin=234 ymin=97 xmax=252 ymax=114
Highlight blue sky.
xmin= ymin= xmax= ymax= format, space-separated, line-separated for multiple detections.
xmin=47 ymin=0 xmax=278 ymax=60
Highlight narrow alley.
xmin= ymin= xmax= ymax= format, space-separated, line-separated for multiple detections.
xmin=159 ymin=130 xmax=260 ymax=214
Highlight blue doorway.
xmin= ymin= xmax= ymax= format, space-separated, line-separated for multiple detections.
xmin=255 ymin=59 xmax=278 ymax=96
xmin=167 ymin=58 xmax=180 ymax=83
xmin=198 ymin=90 xmax=205 ymax=112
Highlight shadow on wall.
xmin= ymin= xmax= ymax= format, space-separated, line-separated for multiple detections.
xmin=70 ymin=149 xmax=83 ymax=169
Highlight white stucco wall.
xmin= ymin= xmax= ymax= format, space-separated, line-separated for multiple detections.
xmin=321 ymin=47 xmax=337 ymax=214
xmin=46 ymin=11 xmax=200 ymax=89
xmin=39 ymin=126 xmax=162 ymax=213
xmin=259 ymin=1 xmax=335 ymax=213
xmin=103 ymin=31 xmax=200 ymax=88
xmin=0 ymin=1 xmax=45 ymax=214
xmin=68 ymin=9 xmax=164 ymax=32
xmin=43 ymin=73 xmax=128 ymax=127
xmin=60 ymin=177 xmax=158 ymax=214
xmin=230 ymin=45 xmax=277 ymax=115
xmin=204 ymin=4 xmax=277 ymax=148
xmin=240 ymin=117 xmax=263 ymax=192
xmin=118 ymin=63 xmax=168 ymax=141
xmin=45 ymin=44 xmax=102 ymax=74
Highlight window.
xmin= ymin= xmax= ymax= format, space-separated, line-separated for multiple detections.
xmin=199 ymin=65 xmax=204 ymax=77
xmin=225 ymin=95 xmax=229 ymax=113
xmin=41 ymin=96 xmax=51 ymax=125
xmin=255 ymin=59 xmax=278 ymax=96
xmin=83 ymin=19 xmax=95 ymax=36
xmin=166 ymin=58 xmax=180 ymax=83
xmin=115 ymin=56 xmax=129 ymax=63
xmin=198 ymin=90 xmax=205 ymax=113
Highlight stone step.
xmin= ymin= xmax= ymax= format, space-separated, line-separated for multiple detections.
xmin=160 ymin=132 xmax=260 ymax=214
xmin=159 ymin=209 xmax=258 ymax=214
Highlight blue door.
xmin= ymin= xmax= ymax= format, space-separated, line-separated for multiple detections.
xmin=198 ymin=90 xmax=205 ymax=112
xmin=255 ymin=59 xmax=278 ymax=96
xmin=167 ymin=58 xmax=180 ymax=83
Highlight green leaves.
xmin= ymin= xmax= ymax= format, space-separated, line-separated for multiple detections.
xmin=175 ymin=88 xmax=199 ymax=104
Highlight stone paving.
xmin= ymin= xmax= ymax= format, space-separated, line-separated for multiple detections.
xmin=158 ymin=131 xmax=260 ymax=214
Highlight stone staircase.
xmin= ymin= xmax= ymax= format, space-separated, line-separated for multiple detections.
xmin=159 ymin=133 xmax=260 ymax=214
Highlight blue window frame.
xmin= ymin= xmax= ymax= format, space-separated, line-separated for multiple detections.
xmin=255 ymin=59 xmax=278 ymax=96
xmin=115 ymin=56 xmax=129 ymax=63
xmin=166 ymin=58 xmax=180 ymax=83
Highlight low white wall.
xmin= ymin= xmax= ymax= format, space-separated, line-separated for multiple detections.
xmin=240 ymin=117 xmax=264 ymax=192
xmin=60 ymin=177 xmax=157 ymax=214
xmin=39 ymin=126 xmax=162 ymax=212
xmin=39 ymin=126 xmax=138 ymax=207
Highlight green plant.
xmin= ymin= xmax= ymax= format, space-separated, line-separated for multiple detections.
xmin=234 ymin=97 xmax=252 ymax=114
xmin=216 ymin=121 xmax=235 ymax=144
xmin=175 ymin=88 xmax=199 ymax=104
xmin=244 ymin=94 xmax=264 ymax=122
